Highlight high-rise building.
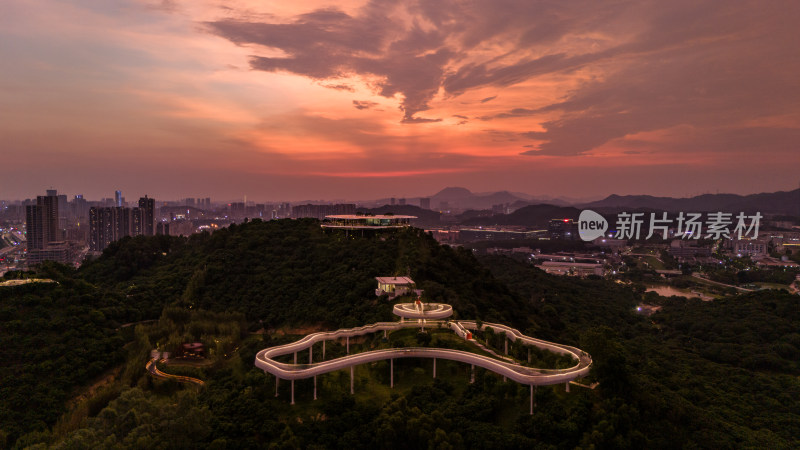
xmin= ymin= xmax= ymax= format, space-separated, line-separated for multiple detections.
xmin=156 ymin=222 xmax=170 ymax=236
xmin=88 ymin=207 xmax=99 ymax=251
xmin=131 ymin=207 xmax=144 ymax=237
xmin=26 ymin=195 xmax=59 ymax=249
xmin=90 ymin=207 xmax=115 ymax=251
xmin=71 ymin=195 xmax=88 ymax=219
xmin=390 ymin=197 xmax=396 ymax=205
xmin=229 ymin=202 xmax=245 ymax=218
xmin=26 ymin=193 xmax=68 ymax=264
xmin=90 ymin=205 xmax=147 ymax=251
xmin=398 ymin=198 xmax=406 ymax=205
xmin=26 ymin=205 xmax=45 ymax=250
xmin=420 ymin=198 xmax=431 ymax=210
xmin=115 ymin=207 xmax=131 ymax=239
xmin=102 ymin=207 xmax=115 ymax=250
xmin=279 ymin=203 xmax=291 ymax=218
xmin=115 ymin=190 xmax=122 ymax=207
xmin=56 ymin=194 xmax=68 ymax=218
xmin=138 ymin=196 xmax=155 ymax=236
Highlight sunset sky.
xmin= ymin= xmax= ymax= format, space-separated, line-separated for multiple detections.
xmin=2 ymin=0 xmax=799 ymax=202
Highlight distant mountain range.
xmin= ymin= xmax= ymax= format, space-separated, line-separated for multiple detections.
xmin=426 ymin=187 xmax=800 ymax=215
xmin=580 ymin=189 xmax=800 ymax=215
xmin=431 ymin=187 xmax=521 ymax=209
xmin=426 ymin=187 xmax=582 ymax=210
xmin=460 ymin=204 xmax=582 ymax=228
xmin=362 ymin=187 xmax=800 ymax=226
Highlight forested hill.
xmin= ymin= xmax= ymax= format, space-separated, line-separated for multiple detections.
xmin=4 ymin=221 xmax=800 ymax=448
xmin=482 ymin=255 xmax=800 ymax=448
xmin=78 ymin=219 xmax=526 ymax=329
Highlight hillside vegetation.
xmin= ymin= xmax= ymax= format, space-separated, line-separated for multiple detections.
xmin=1 ymin=220 xmax=798 ymax=449
xmin=80 ymin=219 xmax=523 ymax=329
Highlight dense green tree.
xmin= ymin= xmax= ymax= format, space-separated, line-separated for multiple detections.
xmin=5 ymin=222 xmax=800 ymax=449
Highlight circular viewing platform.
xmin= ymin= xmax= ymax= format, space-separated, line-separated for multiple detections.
xmin=392 ymin=302 xmax=454 ymax=320
xmin=321 ymin=214 xmax=417 ymax=229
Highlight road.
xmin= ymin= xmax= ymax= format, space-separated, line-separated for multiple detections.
xmin=691 ymin=272 xmax=754 ymax=292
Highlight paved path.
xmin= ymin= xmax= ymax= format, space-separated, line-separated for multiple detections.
xmin=255 ymin=303 xmax=591 ymax=386
xmin=146 ymin=359 xmax=205 ymax=386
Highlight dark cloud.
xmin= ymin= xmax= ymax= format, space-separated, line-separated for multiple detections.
xmin=321 ymin=83 xmax=355 ymax=92
xmin=207 ymin=3 xmax=458 ymax=122
xmin=521 ymin=27 xmax=800 ymax=156
xmin=479 ymin=107 xmax=539 ymax=121
xmin=352 ymin=100 xmax=379 ymax=110
xmin=402 ymin=116 xmax=442 ymax=124
xmin=207 ymin=0 xmax=800 ymax=156
xmin=452 ymin=114 xmax=469 ymax=124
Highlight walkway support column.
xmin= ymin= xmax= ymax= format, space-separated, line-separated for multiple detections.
xmin=291 ymin=380 xmax=295 ymax=405
xmin=470 ymin=364 xmax=475 ymax=384
xmin=530 ymin=385 xmax=534 ymax=415
xmin=275 ymin=377 xmax=279 ymax=397
xmin=565 ymin=382 xmax=570 ymax=393
xmin=390 ymin=359 xmax=394 ymax=388
xmin=294 ymin=352 xmax=297 ymax=364
xmin=322 ymin=340 xmax=326 ymax=360
xmin=350 ymin=366 xmax=354 ymax=395
xmin=309 ymin=346 xmax=313 ymax=364
xmin=433 ymin=358 xmax=436 ymax=378
xmin=314 ymin=376 xmax=317 ymax=400
xmin=346 ymin=336 xmax=349 ymax=354
xmin=505 ymin=339 xmax=508 ymax=355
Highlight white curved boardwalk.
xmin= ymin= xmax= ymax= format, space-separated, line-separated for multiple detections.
xmin=255 ymin=302 xmax=592 ymax=410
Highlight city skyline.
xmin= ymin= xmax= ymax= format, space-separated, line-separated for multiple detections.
xmin=4 ymin=183 xmax=799 ymax=206
xmin=2 ymin=1 xmax=799 ymax=200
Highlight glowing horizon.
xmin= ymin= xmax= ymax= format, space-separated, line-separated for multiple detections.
xmin=2 ymin=0 xmax=799 ymax=201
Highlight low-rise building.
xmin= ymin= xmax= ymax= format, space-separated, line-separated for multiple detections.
xmin=548 ymin=218 xmax=578 ymax=240
xmin=539 ymin=261 xmax=605 ymax=277
xmin=592 ymin=236 xmax=628 ymax=250
xmin=458 ymin=228 xmax=531 ymax=242
xmin=755 ymin=257 xmax=799 ymax=268
xmin=375 ymin=276 xmax=420 ymax=298
xmin=27 ymin=241 xmax=74 ymax=265
xmin=511 ymin=247 xmax=533 ymax=254
xmin=426 ymin=229 xmax=459 ymax=244
xmin=668 ymin=239 xmax=712 ymax=259
xmin=731 ymin=239 xmax=768 ymax=258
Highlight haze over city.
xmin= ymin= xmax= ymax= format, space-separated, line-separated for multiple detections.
xmin=5 ymin=2 xmax=800 ymax=448
xmin=3 ymin=0 xmax=799 ymax=201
